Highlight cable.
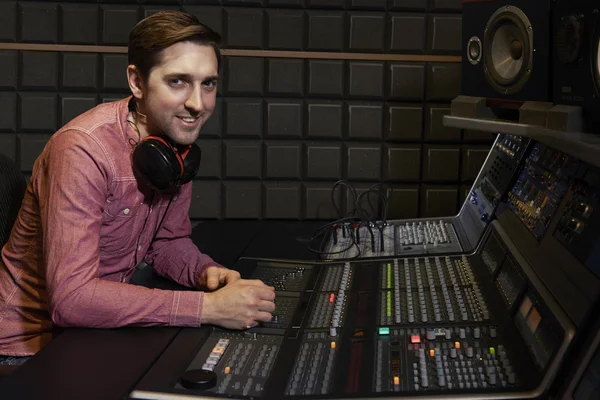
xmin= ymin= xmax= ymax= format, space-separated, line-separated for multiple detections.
xmin=356 ymin=189 xmax=388 ymax=224
xmin=331 ymin=180 xmax=357 ymax=219
xmin=307 ymin=180 xmax=395 ymax=260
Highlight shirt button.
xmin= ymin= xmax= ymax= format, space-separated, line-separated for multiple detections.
xmin=138 ymin=246 xmax=141 ymax=251
xmin=173 ymin=196 xmax=178 ymax=201
xmin=123 ymin=208 xmax=130 ymax=215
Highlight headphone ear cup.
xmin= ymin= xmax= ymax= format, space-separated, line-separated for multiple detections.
xmin=131 ymin=138 xmax=182 ymax=191
xmin=180 ymin=143 xmax=202 ymax=184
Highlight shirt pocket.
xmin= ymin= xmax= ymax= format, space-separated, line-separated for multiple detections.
xmin=100 ymin=197 xmax=144 ymax=253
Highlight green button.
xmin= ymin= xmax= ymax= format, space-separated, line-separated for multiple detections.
xmin=379 ymin=327 xmax=390 ymax=335
xmin=489 ymin=347 xmax=495 ymax=355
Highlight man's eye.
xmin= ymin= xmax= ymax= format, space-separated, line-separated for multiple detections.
xmin=170 ymin=79 xmax=183 ymax=86
xmin=203 ymin=80 xmax=217 ymax=88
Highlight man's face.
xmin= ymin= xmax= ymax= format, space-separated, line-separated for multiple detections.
xmin=141 ymin=41 xmax=219 ymax=146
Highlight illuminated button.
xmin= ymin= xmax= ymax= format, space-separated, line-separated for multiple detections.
xmin=379 ymin=327 xmax=390 ymax=335
xmin=489 ymin=347 xmax=496 ymax=356
xmin=393 ymin=376 xmax=400 ymax=386
xmin=455 ymin=341 xmax=461 ymax=349
xmin=224 ymin=366 xmax=231 ymax=374
xmin=429 ymin=349 xmax=435 ymax=357
xmin=411 ymin=335 xmax=421 ymax=344
xmin=331 ymin=342 xmax=336 ymax=349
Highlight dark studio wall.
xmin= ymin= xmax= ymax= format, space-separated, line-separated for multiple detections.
xmin=0 ymin=0 xmax=494 ymax=221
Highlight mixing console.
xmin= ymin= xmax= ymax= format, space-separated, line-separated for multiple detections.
xmin=128 ymin=135 xmax=596 ymax=400
xmin=131 ymin=221 xmax=574 ymax=400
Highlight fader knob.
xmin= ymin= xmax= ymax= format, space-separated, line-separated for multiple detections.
xmin=466 ymin=347 xmax=473 ymax=358
xmin=180 ymin=369 xmax=217 ymax=390
xmin=426 ymin=329 xmax=436 ymax=340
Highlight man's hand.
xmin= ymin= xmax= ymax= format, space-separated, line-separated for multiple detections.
xmin=201 ymin=279 xmax=276 ymax=330
xmin=198 ymin=266 xmax=241 ymax=291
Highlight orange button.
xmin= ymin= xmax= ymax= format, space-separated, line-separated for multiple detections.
xmin=393 ymin=376 xmax=400 ymax=386
xmin=455 ymin=341 xmax=461 ymax=349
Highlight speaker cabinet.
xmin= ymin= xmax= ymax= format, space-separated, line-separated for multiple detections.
xmin=553 ymin=0 xmax=600 ymax=134
xmin=462 ymin=0 xmax=553 ymax=102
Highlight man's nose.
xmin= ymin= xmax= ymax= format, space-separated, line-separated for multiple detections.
xmin=185 ymin=85 xmax=204 ymax=112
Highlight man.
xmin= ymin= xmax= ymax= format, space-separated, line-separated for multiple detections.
xmin=0 ymin=11 xmax=275 ymax=364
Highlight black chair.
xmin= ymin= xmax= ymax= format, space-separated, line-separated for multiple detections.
xmin=0 ymin=154 xmax=27 ymax=379
xmin=0 ymin=154 xmax=27 ymax=248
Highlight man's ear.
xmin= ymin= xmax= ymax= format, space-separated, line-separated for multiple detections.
xmin=127 ymin=65 xmax=144 ymax=101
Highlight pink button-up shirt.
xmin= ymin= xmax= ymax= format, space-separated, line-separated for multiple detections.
xmin=0 ymin=97 xmax=222 ymax=356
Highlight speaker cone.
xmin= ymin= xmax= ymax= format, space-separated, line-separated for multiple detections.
xmin=484 ymin=6 xmax=534 ymax=94
xmin=556 ymin=14 xmax=584 ymax=64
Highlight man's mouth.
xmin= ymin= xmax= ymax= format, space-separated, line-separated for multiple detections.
xmin=177 ymin=116 xmax=199 ymax=123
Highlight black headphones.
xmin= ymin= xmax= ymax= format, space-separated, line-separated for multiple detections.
xmin=128 ymin=98 xmax=202 ymax=192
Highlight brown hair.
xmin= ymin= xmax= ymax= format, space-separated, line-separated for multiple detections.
xmin=128 ymin=11 xmax=222 ymax=81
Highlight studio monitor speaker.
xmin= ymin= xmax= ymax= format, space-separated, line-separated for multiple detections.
xmin=462 ymin=0 xmax=553 ymax=102
xmin=553 ymin=0 xmax=600 ymax=133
